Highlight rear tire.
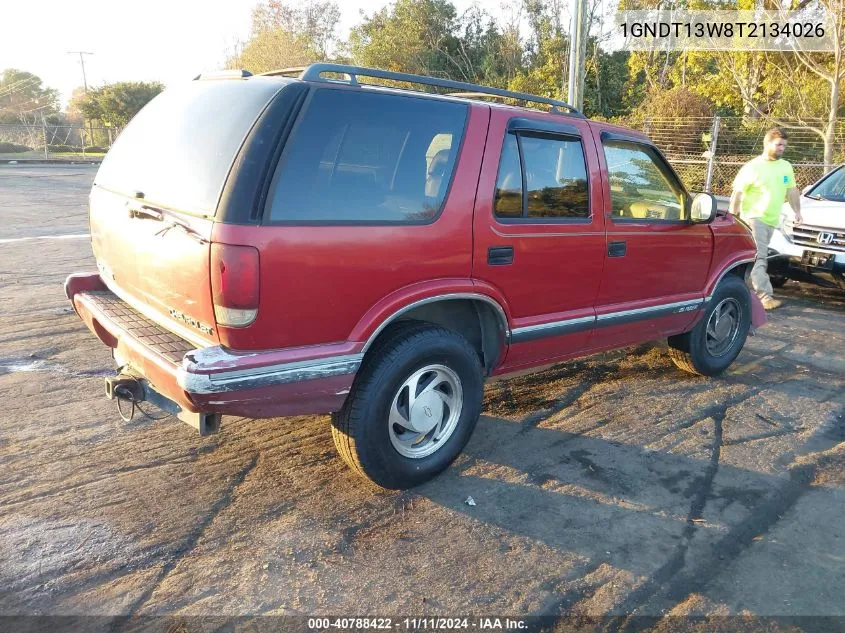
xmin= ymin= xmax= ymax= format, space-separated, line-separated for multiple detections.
xmin=668 ymin=275 xmax=751 ymax=376
xmin=331 ymin=323 xmax=483 ymax=490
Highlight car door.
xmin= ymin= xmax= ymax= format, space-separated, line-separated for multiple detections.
xmin=588 ymin=128 xmax=713 ymax=350
xmin=473 ymin=109 xmax=606 ymax=372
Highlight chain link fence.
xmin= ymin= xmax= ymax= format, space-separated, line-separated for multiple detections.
xmin=636 ymin=116 xmax=845 ymax=196
xmin=3 ymin=113 xmax=842 ymax=180
xmin=0 ymin=123 xmax=115 ymax=160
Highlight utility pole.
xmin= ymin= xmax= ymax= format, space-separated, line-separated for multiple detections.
xmin=68 ymin=51 xmax=94 ymax=147
xmin=567 ymin=0 xmax=589 ymax=111
xmin=67 ymin=51 xmax=93 ymax=92
xmin=704 ymin=116 xmax=721 ymax=194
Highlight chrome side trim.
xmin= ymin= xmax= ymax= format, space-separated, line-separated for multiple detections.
xmin=178 ymin=353 xmax=364 ymax=395
xmin=705 ymin=259 xmax=755 ymax=302
xmin=596 ymin=298 xmax=704 ymax=326
xmin=361 ymin=292 xmax=510 ymax=352
xmin=508 ymin=298 xmax=706 ymax=344
xmin=510 ymin=315 xmax=595 ymax=343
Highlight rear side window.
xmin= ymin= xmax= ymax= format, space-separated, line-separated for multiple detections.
xmin=95 ymin=79 xmax=285 ymax=217
xmin=494 ymin=132 xmax=589 ymax=220
xmin=267 ymin=89 xmax=467 ymax=223
xmin=493 ymin=134 xmax=522 ymax=218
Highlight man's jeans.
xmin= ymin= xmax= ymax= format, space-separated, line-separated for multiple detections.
xmin=750 ymin=218 xmax=775 ymax=300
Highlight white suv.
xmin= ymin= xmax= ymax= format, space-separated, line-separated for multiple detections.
xmin=769 ymin=165 xmax=845 ymax=286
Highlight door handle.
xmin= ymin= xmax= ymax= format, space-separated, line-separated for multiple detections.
xmin=488 ymin=246 xmax=514 ymax=266
xmin=608 ymin=241 xmax=627 ymax=257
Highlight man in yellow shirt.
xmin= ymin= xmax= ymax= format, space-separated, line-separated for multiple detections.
xmin=729 ymin=128 xmax=803 ymax=310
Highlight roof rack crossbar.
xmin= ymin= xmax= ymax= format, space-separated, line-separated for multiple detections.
xmin=259 ymin=67 xmax=308 ymax=77
xmin=193 ymin=69 xmax=252 ymax=81
xmin=296 ymin=63 xmax=583 ymax=116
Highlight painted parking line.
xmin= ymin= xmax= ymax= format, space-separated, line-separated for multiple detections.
xmin=0 ymin=233 xmax=90 ymax=244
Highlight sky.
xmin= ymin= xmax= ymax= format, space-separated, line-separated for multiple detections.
xmin=1 ymin=0 xmax=509 ymax=107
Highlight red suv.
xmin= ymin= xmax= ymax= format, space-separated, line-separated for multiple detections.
xmin=66 ymin=64 xmax=765 ymax=489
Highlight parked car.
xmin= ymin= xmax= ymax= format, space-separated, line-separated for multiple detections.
xmin=769 ymin=165 xmax=845 ymax=287
xmin=65 ymin=64 xmax=765 ymax=489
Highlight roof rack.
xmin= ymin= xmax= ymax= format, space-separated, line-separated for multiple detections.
xmin=259 ymin=67 xmax=307 ymax=77
xmin=193 ymin=69 xmax=252 ymax=81
xmin=264 ymin=63 xmax=583 ymax=117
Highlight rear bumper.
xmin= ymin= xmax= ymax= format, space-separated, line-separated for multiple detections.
xmin=65 ymin=273 xmax=358 ymax=418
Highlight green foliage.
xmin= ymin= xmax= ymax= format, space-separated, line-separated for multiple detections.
xmin=227 ymin=0 xmax=342 ymax=72
xmin=584 ymin=49 xmax=631 ymax=118
xmin=350 ymin=0 xmax=461 ymax=77
xmin=228 ymin=29 xmax=319 ymax=73
xmin=0 ymin=142 xmax=31 ymax=153
xmin=79 ymin=81 xmax=164 ymax=128
xmin=0 ymin=69 xmax=59 ymax=123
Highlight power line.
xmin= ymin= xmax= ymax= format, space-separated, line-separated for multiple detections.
xmin=0 ymin=77 xmax=39 ymax=99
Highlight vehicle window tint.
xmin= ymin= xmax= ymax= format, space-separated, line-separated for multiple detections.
xmin=268 ymin=89 xmax=467 ymax=223
xmin=494 ymin=134 xmax=523 ymax=217
xmin=95 ymin=79 xmax=285 ymax=216
xmin=603 ymin=141 xmax=687 ymax=221
xmin=426 ymin=133 xmax=454 ymax=199
xmin=809 ymin=166 xmax=845 ymax=202
xmin=521 ymin=135 xmax=589 ymax=218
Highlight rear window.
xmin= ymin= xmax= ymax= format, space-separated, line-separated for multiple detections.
xmin=266 ymin=88 xmax=468 ymax=223
xmin=95 ymin=79 xmax=286 ymax=216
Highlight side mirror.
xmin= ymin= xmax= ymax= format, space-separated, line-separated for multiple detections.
xmin=691 ymin=192 xmax=716 ymax=224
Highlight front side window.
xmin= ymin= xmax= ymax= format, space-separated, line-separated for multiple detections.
xmin=494 ymin=131 xmax=589 ymax=220
xmin=603 ymin=141 xmax=687 ymax=221
xmin=267 ymin=89 xmax=467 ymax=223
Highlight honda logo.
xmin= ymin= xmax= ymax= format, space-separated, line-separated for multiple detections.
xmin=817 ymin=232 xmax=835 ymax=245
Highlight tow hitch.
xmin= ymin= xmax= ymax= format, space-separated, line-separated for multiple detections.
xmin=104 ymin=373 xmax=221 ymax=436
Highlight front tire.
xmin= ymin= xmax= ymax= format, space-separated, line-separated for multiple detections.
xmin=668 ymin=275 xmax=751 ymax=376
xmin=331 ymin=323 xmax=483 ymax=490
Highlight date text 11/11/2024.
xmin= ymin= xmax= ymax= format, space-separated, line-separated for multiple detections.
xmin=307 ymin=618 xmax=528 ymax=630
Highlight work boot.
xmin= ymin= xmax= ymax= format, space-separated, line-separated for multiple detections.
xmin=761 ymin=296 xmax=783 ymax=310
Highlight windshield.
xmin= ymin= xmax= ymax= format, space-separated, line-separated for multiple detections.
xmin=95 ymin=78 xmax=286 ymax=217
xmin=807 ymin=166 xmax=845 ymax=202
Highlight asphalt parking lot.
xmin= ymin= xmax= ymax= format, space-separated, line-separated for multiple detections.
xmin=1 ymin=165 xmax=844 ymax=629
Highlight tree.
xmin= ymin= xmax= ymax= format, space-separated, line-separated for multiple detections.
xmin=448 ymin=5 xmax=519 ymax=86
xmin=228 ymin=29 xmax=318 ymax=73
xmin=0 ymin=69 xmax=59 ymax=124
xmin=507 ymin=0 xmax=568 ymax=98
xmin=350 ymin=0 xmax=463 ymax=78
xmin=252 ymin=0 xmax=341 ymax=58
xmin=227 ymin=0 xmax=342 ymax=73
xmin=585 ymin=49 xmax=631 ymax=118
xmin=722 ymin=0 xmax=845 ymax=169
xmin=79 ymin=81 xmax=164 ymax=128
xmin=64 ymin=87 xmax=88 ymax=126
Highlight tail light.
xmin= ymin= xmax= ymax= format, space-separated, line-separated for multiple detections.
xmin=211 ymin=243 xmax=259 ymax=327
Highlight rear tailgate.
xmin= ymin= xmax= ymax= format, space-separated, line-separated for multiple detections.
xmin=89 ymin=76 xmax=288 ymax=347
xmin=90 ymin=187 xmax=218 ymax=346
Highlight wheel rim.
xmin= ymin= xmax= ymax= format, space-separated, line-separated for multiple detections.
xmin=705 ymin=298 xmax=742 ymax=357
xmin=388 ymin=364 xmax=463 ymax=459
